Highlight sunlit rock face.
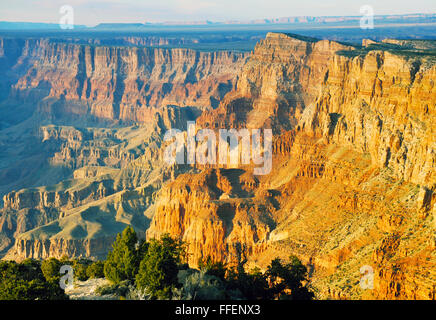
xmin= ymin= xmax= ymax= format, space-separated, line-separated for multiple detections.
xmin=149 ymin=33 xmax=436 ymax=299
xmin=0 ymin=32 xmax=435 ymax=300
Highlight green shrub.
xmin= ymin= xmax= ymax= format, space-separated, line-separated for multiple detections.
xmin=86 ymin=261 xmax=105 ymax=279
xmin=104 ymin=226 xmax=140 ymax=284
xmin=96 ymin=280 xmax=130 ymax=297
xmin=0 ymin=260 xmax=68 ymax=300
xmin=41 ymin=258 xmax=62 ymax=282
xmin=135 ymin=234 xmax=185 ymax=299
xmin=72 ymin=260 xmax=91 ymax=281
xmin=198 ymin=256 xmax=226 ymax=281
xmin=173 ymin=269 xmax=226 ymax=300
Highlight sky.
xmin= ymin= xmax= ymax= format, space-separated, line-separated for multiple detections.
xmin=0 ymin=0 xmax=435 ymax=26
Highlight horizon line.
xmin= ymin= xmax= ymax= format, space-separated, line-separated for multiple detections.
xmin=0 ymin=12 xmax=434 ymax=28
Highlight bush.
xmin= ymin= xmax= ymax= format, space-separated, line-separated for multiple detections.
xmin=86 ymin=261 xmax=105 ymax=279
xmin=42 ymin=257 xmax=94 ymax=282
xmin=96 ymin=280 xmax=130 ymax=297
xmin=266 ymin=256 xmax=314 ymax=300
xmin=126 ymin=286 xmax=153 ymax=300
xmin=0 ymin=260 xmax=68 ymax=300
xmin=173 ymin=269 xmax=226 ymax=300
xmin=72 ymin=259 xmax=91 ymax=281
xmin=41 ymin=258 xmax=62 ymax=282
xmin=21 ymin=259 xmax=46 ymax=282
xmin=226 ymin=265 xmax=272 ymax=300
xmin=198 ymin=256 xmax=226 ymax=281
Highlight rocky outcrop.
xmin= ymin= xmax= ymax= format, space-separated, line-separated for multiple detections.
xmin=197 ymin=33 xmax=354 ymax=132
xmin=10 ymin=236 xmax=117 ymax=260
xmin=3 ymin=180 xmax=115 ymax=211
xmin=149 ymin=33 xmax=436 ymax=299
xmin=298 ymin=50 xmax=435 ymax=189
xmin=147 ymin=169 xmax=274 ymax=267
xmin=197 ymin=33 xmax=435 ymax=188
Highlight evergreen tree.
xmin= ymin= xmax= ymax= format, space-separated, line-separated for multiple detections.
xmin=225 ymin=264 xmax=271 ymax=299
xmin=41 ymin=257 xmax=62 ymax=282
xmin=86 ymin=261 xmax=105 ymax=279
xmin=266 ymin=256 xmax=314 ymax=300
xmin=135 ymin=234 xmax=184 ymax=299
xmin=0 ymin=260 xmax=68 ymax=300
xmin=104 ymin=226 xmax=140 ymax=284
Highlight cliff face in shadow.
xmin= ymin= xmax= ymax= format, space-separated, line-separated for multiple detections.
xmin=1 ymin=38 xmax=248 ymax=122
xmin=0 ymin=38 xmax=247 ymax=223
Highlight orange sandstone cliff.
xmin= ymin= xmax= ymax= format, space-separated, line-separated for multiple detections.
xmin=147 ymin=33 xmax=436 ymax=299
xmin=0 ymin=33 xmax=434 ymax=300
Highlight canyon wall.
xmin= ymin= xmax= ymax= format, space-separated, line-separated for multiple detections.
xmin=1 ymin=38 xmax=249 ymax=122
xmin=147 ymin=33 xmax=436 ymax=299
xmin=0 ymin=38 xmax=247 ymax=251
xmin=197 ymin=33 xmax=354 ymax=131
xmin=1 ymin=32 xmax=434 ymax=299
xmin=0 ymin=37 xmax=247 ymax=203
xmin=298 ymin=49 xmax=435 ymax=188
xmin=147 ymin=168 xmax=273 ymax=267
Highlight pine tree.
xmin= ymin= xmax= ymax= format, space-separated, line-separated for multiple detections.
xmin=104 ymin=226 xmax=140 ymax=284
xmin=135 ymin=234 xmax=184 ymax=299
xmin=265 ymin=255 xmax=314 ymax=300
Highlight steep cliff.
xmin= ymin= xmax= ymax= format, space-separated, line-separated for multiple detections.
xmin=147 ymin=168 xmax=274 ymax=267
xmin=1 ymin=33 xmax=434 ymax=300
xmin=4 ymin=38 xmax=248 ymax=122
xmin=0 ymin=37 xmax=246 ymax=220
xmin=148 ymin=33 xmax=436 ymax=299
xmin=197 ymin=33 xmax=354 ymax=131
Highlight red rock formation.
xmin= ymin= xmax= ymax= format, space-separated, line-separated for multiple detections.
xmin=6 ymin=39 xmax=248 ymax=121
xmin=147 ymin=169 xmax=273 ymax=267
xmin=1 ymin=33 xmax=435 ymax=300
xmin=148 ymin=33 xmax=436 ymax=299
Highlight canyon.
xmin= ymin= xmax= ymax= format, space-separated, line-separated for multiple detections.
xmin=0 ymin=32 xmax=434 ymax=300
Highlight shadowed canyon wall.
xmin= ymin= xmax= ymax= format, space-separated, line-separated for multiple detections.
xmin=1 ymin=37 xmax=249 ymax=122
